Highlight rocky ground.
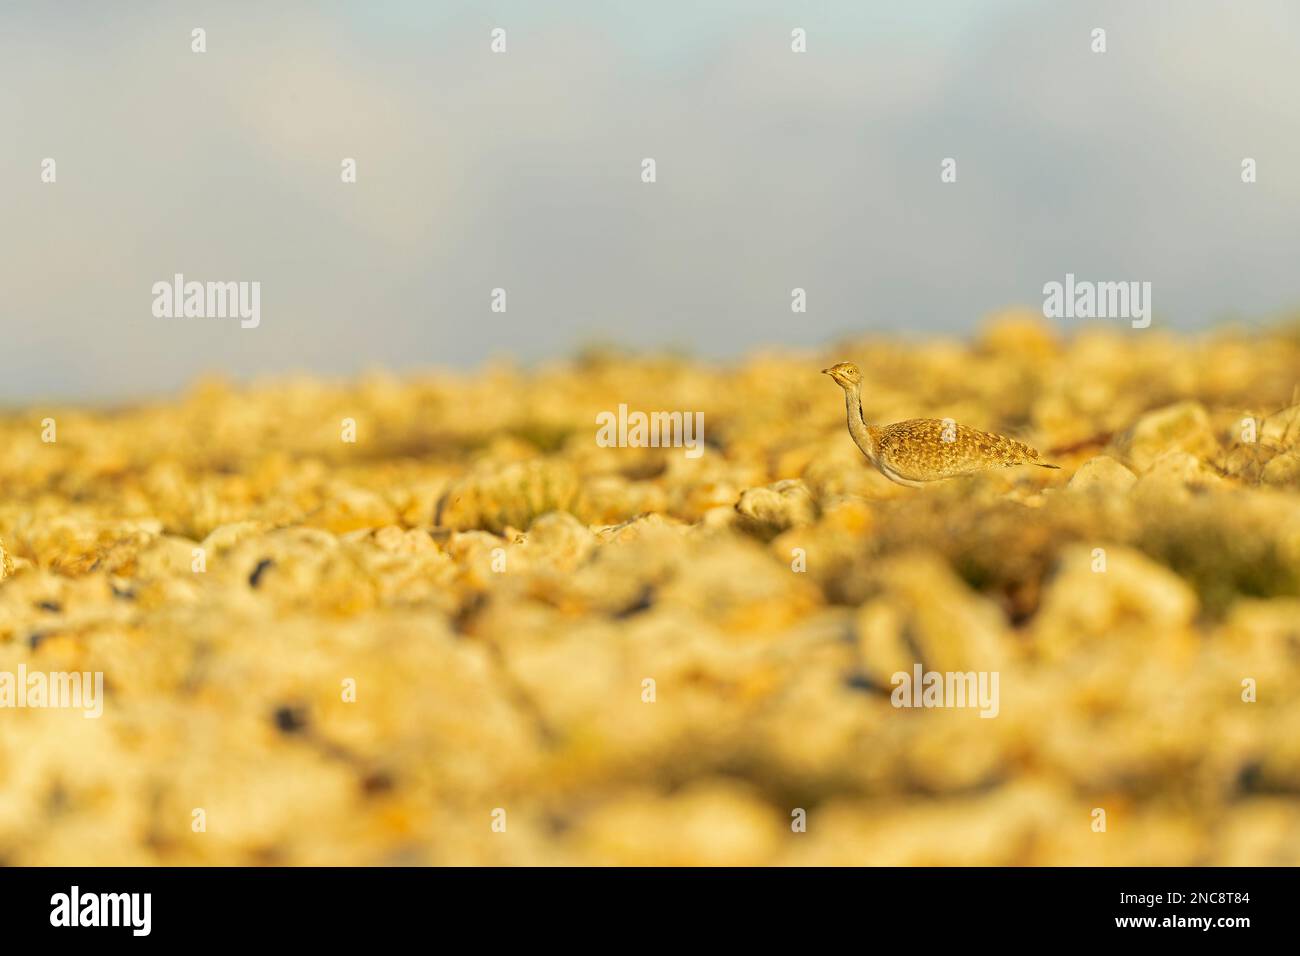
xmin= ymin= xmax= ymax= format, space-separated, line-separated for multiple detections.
xmin=2 ymin=313 xmax=1299 ymax=865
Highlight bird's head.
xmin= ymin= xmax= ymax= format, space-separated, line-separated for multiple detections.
xmin=821 ymin=361 xmax=862 ymax=389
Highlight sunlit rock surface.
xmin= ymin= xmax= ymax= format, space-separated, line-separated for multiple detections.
xmin=2 ymin=317 xmax=1300 ymax=864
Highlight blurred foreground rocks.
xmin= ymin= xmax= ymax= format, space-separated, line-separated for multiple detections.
xmin=2 ymin=317 xmax=1300 ymax=864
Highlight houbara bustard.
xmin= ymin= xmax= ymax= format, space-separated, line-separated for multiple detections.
xmin=822 ymin=362 xmax=1059 ymax=487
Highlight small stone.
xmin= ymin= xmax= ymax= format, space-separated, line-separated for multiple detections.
xmin=734 ymin=479 xmax=818 ymax=536
xmin=1134 ymin=451 xmax=1224 ymax=501
xmin=1259 ymin=403 xmax=1300 ymax=447
xmin=303 ymin=485 xmax=398 ymax=534
xmin=1263 ymin=451 xmax=1300 ymax=488
xmin=201 ymin=521 xmax=269 ymax=555
xmin=1033 ymin=544 xmax=1197 ymax=659
xmin=1066 ymin=455 xmax=1136 ymax=495
xmin=1113 ymin=401 xmax=1219 ymax=473
xmin=524 ymin=511 xmax=595 ymax=570
xmin=369 ymin=525 xmax=435 ymax=554
xmin=857 ymin=552 xmax=1010 ymax=680
xmin=575 ymin=784 xmax=781 ymax=866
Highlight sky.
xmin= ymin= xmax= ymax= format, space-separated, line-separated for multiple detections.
xmin=3 ymin=0 xmax=1299 ymax=402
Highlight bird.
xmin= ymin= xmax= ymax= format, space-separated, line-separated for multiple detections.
xmin=822 ymin=361 xmax=1060 ymax=487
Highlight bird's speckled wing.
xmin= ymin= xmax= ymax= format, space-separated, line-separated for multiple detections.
xmin=875 ymin=419 xmax=1044 ymax=481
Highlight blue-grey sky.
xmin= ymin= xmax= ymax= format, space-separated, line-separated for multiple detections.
xmin=3 ymin=0 xmax=1298 ymax=402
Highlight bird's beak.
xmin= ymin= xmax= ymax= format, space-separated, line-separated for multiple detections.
xmin=821 ymin=368 xmax=832 ymax=376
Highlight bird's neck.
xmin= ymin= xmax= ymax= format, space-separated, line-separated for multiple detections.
xmin=843 ymin=384 xmax=877 ymax=460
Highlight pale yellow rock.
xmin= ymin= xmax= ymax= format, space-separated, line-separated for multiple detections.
xmin=734 ymin=478 xmax=818 ymax=536
xmin=1033 ymin=544 xmax=1197 ymax=659
xmin=1113 ymin=400 xmax=1219 ymax=472
xmin=770 ymin=496 xmax=877 ymax=605
xmin=593 ymin=511 xmax=686 ymax=545
xmin=575 ymin=784 xmax=781 ymax=867
xmin=861 ymin=551 xmax=1010 ymax=673
xmin=1066 ymin=454 xmax=1136 ymax=495
xmin=854 ymin=600 xmax=914 ymax=686
xmin=1259 ymin=402 xmax=1300 ymax=447
xmin=1218 ymin=598 xmax=1300 ymax=695
xmin=369 ymin=525 xmax=436 ymax=554
xmin=656 ymin=535 xmax=821 ymax=632
xmin=1219 ymin=442 xmax=1279 ymax=482
xmin=443 ymin=529 xmax=510 ymax=577
xmin=303 ymin=485 xmax=399 ymax=534
xmin=1263 ymin=451 xmax=1300 ymax=487
xmin=784 ymin=783 xmax=1065 ymax=866
xmin=1134 ymin=450 xmax=1224 ymax=501
xmin=523 ymin=510 xmax=595 ymax=571
xmin=1215 ymin=800 xmax=1300 ymax=866
xmin=583 ymin=474 xmax=667 ymax=522
xmin=200 ymin=520 xmax=270 ymax=555
xmin=134 ymin=534 xmax=205 ymax=576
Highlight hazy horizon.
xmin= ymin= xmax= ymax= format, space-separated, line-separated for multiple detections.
xmin=4 ymin=0 xmax=1299 ymax=401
